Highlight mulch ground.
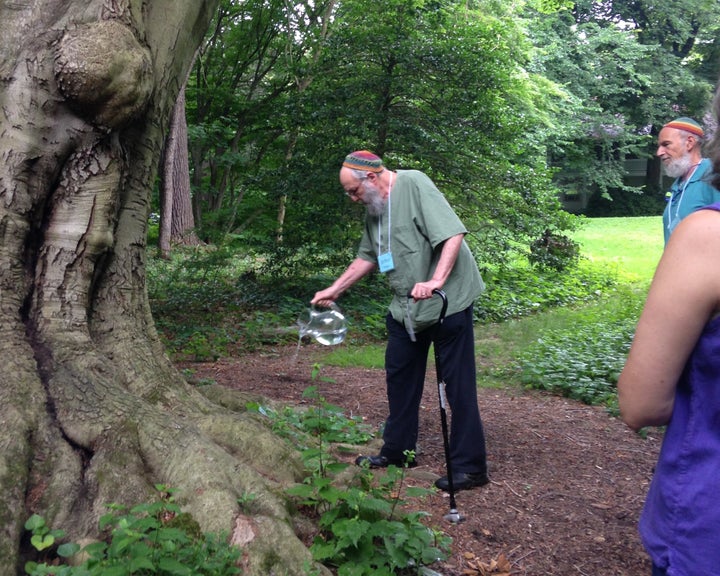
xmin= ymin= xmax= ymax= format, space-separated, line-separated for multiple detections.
xmin=183 ymin=343 xmax=661 ymax=576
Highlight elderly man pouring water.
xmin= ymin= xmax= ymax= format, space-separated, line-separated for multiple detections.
xmin=311 ymin=150 xmax=489 ymax=493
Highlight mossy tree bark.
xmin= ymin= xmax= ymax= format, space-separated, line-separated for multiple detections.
xmin=0 ymin=2 xmax=321 ymax=573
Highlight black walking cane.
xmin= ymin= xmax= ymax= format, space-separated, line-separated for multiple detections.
xmin=406 ymin=289 xmax=463 ymax=523
xmin=408 ymin=289 xmax=463 ymax=523
xmin=430 ymin=289 xmax=463 ymax=523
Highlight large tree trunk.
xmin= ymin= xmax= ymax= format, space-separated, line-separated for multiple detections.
xmin=0 ymin=2 xmax=321 ymax=574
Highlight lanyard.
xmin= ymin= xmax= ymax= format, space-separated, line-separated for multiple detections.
xmin=669 ymin=162 xmax=700 ymax=232
xmin=377 ymin=172 xmax=394 ymax=255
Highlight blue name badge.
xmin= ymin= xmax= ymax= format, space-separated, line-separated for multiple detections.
xmin=378 ymin=252 xmax=395 ymax=273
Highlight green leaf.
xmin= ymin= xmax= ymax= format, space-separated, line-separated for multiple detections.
xmin=332 ymin=518 xmax=371 ymax=547
xmin=24 ymin=514 xmax=46 ymax=532
xmin=158 ymin=557 xmax=193 ymax=575
xmin=129 ymin=556 xmax=155 ymax=572
xmin=30 ymin=533 xmax=54 ymax=551
xmin=57 ymin=542 xmax=81 ymax=557
xmin=100 ymin=566 xmax=131 ymax=576
xmin=80 ymin=540 xmax=107 ymax=558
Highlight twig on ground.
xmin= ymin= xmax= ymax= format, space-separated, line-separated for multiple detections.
xmin=504 ymin=480 xmax=525 ymax=499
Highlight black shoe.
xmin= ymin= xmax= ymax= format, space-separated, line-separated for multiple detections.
xmin=434 ymin=472 xmax=489 ymax=492
xmin=355 ymin=454 xmax=417 ymax=469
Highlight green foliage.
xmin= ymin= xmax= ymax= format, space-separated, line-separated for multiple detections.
xmin=147 ymin=245 xmax=307 ymax=356
xmin=24 ymin=487 xmax=241 ymax=576
xmin=585 ymin=188 xmax=666 ymax=218
xmin=528 ymin=229 xmax=580 ymax=271
xmin=248 ymin=383 xmax=374 ymax=451
xmin=476 ymin=260 xmax=618 ymax=323
xmin=24 ymin=514 xmax=71 ymax=555
xmin=516 ymin=286 xmax=645 ymax=411
xmin=184 ymin=0 xmax=579 ymax=266
xmin=300 ymin=466 xmax=450 ymax=576
xmin=518 ymin=319 xmax=635 ymax=409
xmin=147 ymin=241 xmax=396 ymax=357
xmin=253 ymin=381 xmax=450 ymax=575
xmin=147 ymin=235 xmax=618 ymax=358
xmin=176 ymin=0 xmax=720 ymax=264
xmin=288 ymin=448 xmax=450 ymax=576
xmin=524 ymin=0 xmax=719 ymax=208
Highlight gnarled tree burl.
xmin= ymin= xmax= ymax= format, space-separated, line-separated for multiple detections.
xmin=0 ymin=3 xmax=322 ymax=573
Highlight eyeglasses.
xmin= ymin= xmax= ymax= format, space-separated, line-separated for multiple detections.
xmin=345 ymin=176 xmax=367 ymax=199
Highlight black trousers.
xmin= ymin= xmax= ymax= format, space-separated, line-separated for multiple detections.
xmin=380 ymin=304 xmax=488 ymax=475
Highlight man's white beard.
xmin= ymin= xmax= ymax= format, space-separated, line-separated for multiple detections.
xmin=364 ymin=184 xmax=387 ymax=216
xmin=663 ymin=153 xmax=693 ymax=179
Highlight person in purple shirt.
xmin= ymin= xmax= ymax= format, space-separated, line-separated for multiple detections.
xmin=618 ymin=113 xmax=720 ymax=574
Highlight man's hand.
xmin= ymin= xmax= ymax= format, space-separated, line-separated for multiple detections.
xmin=410 ymin=280 xmax=444 ymax=300
xmin=311 ymin=288 xmax=339 ymax=307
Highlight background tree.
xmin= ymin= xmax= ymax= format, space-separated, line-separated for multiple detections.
xmin=0 ymin=2 xmax=323 ymax=573
xmin=527 ymin=0 xmax=718 ymax=212
xmin=159 ymin=80 xmax=199 ymax=258
xmin=185 ymin=0 xmax=578 ymax=276
xmin=186 ymin=0 xmax=336 ymax=244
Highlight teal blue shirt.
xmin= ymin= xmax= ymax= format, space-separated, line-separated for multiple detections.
xmin=357 ymin=170 xmax=484 ymax=332
xmin=663 ymin=158 xmax=720 ymax=245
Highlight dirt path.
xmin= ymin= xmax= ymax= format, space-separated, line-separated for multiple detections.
xmin=184 ymin=344 xmax=660 ymax=576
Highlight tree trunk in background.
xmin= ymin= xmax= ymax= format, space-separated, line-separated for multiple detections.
xmin=0 ymin=2 xmax=321 ymax=573
xmin=159 ymin=80 xmax=199 ymax=258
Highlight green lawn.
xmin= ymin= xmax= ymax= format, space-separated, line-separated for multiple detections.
xmin=572 ymin=216 xmax=663 ymax=283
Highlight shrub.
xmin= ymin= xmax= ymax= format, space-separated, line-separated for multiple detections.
xmin=476 ymin=261 xmax=617 ymax=324
xmin=516 ymin=286 xmax=645 ymax=410
xmin=254 ymin=384 xmax=451 ymax=575
xmin=23 ymin=487 xmax=241 ymax=576
xmin=528 ymin=229 xmax=580 ymax=272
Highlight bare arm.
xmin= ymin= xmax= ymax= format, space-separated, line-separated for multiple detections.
xmin=311 ymin=257 xmax=376 ymax=306
xmin=618 ymin=209 xmax=720 ymax=430
xmin=410 ymin=233 xmax=464 ymax=300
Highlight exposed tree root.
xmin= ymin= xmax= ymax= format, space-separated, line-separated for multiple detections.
xmin=2 ymin=346 xmax=328 ymax=575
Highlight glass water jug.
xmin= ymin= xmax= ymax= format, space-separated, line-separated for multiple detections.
xmin=297 ymin=303 xmax=347 ymax=345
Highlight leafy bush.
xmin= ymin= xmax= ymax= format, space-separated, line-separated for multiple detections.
xmin=24 ymin=487 xmax=241 ymax=576
xmin=517 ymin=320 xmax=635 ymax=408
xmin=585 ymin=188 xmax=665 ymax=217
xmin=291 ymin=464 xmax=450 ymax=576
xmin=252 ymin=383 xmax=450 ymax=575
xmin=528 ymin=229 xmax=580 ymax=272
xmin=476 ymin=260 xmax=618 ymax=323
xmin=148 ymin=241 xmax=618 ymax=357
xmin=248 ymin=382 xmax=374 ymax=452
xmin=516 ymin=286 xmax=644 ymax=409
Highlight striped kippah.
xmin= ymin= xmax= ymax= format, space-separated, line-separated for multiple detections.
xmin=663 ymin=117 xmax=704 ymax=137
xmin=342 ymin=150 xmax=384 ymax=173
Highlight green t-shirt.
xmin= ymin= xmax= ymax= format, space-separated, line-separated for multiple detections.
xmin=357 ymin=170 xmax=484 ymax=332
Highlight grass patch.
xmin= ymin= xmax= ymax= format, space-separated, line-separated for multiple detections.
xmin=572 ymin=216 xmax=662 ymax=283
xmin=321 ymin=345 xmax=385 ymax=370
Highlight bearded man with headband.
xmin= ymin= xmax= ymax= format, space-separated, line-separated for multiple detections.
xmin=311 ymin=150 xmax=489 ymax=493
xmin=658 ymin=117 xmax=720 ymax=244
